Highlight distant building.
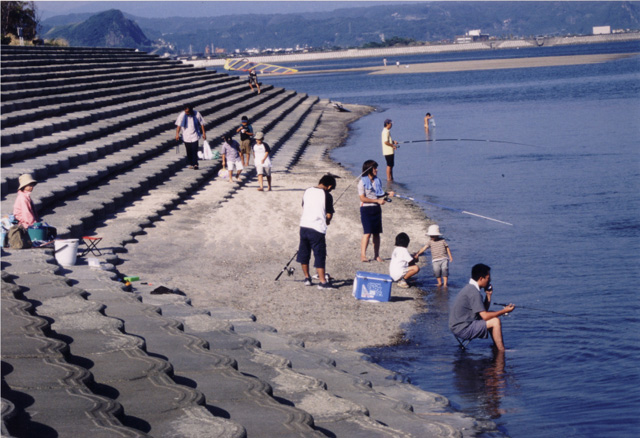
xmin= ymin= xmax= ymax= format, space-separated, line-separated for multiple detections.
xmin=455 ymin=29 xmax=490 ymax=44
xmin=593 ymin=26 xmax=611 ymax=35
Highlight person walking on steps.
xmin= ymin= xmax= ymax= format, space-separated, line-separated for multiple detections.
xmin=248 ymin=70 xmax=261 ymax=94
xmin=236 ymin=115 xmax=254 ymax=166
xmin=449 ymin=264 xmax=515 ymax=351
xmin=297 ymin=174 xmax=337 ymax=290
xmin=252 ymin=132 xmax=272 ymax=191
xmin=175 ymin=104 xmax=206 ymax=170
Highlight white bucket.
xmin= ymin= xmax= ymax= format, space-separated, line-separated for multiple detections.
xmin=54 ymin=239 xmax=79 ymax=266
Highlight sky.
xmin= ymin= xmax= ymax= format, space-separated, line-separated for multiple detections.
xmin=35 ymin=1 xmax=419 ymax=19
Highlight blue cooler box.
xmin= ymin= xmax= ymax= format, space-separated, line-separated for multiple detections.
xmin=352 ymin=271 xmax=393 ymax=302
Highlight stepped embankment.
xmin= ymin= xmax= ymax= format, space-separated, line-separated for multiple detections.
xmin=1 ymin=45 xmax=494 ymax=437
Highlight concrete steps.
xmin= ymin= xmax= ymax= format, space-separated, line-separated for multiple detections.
xmin=1 ymin=249 xmax=246 ymax=438
xmin=0 ymin=46 xmax=478 ymax=437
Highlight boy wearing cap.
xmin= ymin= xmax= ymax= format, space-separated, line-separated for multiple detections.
xmin=415 ymin=224 xmax=453 ymax=287
xmin=236 ymin=116 xmax=254 ymax=166
xmin=381 ymin=119 xmax=398 ymax=182
xmin=252 ymin=132 xmax=272 ymax=191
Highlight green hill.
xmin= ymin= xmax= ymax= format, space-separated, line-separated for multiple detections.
xmin=43 ymin=9 xmax=152 ymax=48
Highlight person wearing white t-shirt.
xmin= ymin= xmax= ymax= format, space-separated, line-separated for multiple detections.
xmin=296 ymin=174 xmax=336 ymax=290
xmin=252 ymin=131 xmax=272 ymax=191
xmin=175 ymin=104 xmax=206 ymax=170
xmin=389 ymin=232 xmax=420 ymax=288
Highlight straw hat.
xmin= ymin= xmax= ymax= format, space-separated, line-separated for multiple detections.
xmin=427 ymin=224 xmax=442 ymax=236
xmin=254 ymin=132 xmax=264 ymax=140
xmin=18 ymin=173 xmax=37 ymax=191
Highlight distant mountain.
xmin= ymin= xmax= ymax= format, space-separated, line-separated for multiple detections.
xmin=41 ymin=2 xmax=640 ymax=53
xmin=43 ymin=9 xmax=152 ymax=49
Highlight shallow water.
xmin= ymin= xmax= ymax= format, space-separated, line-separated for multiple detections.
xmin=266 ymin=42 xmax=640 ymax=437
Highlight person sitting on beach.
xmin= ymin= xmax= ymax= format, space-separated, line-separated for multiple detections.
xmin=220 ymin=135 xmax=243 ymax=182
xmin=296 ymin=174 xmax=336 ymax=290
xmin=414 ymin=224 xmax=453 ymax=287
xmin=13 ymin=174 xmax=56 ymax=239
xmin=449 ymin=264 xmax=515 ymax=351
xmin=389 ymin=232 xmax=419 ymax=289
xmin=252 ymin=132 xmax=272 ymax=191
xmin=358 ymin=159 xmax=394 ymax=262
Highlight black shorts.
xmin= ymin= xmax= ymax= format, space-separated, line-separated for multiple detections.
xmin=384 ymin=154 xmax=395 ymax=167
xmin=360 ymin=205 xmax=383 ymax=235
xmin=296 ymin=227 xmax=327 ymax=269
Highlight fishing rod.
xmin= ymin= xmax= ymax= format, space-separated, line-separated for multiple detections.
xmin=276 ymin=170 xmax=368 ymax=281
xmin=393 ymin=194 xmax=513 ymax=226
xmin=400 ymin=138 xmax=540 ymax=148
xmin=331 ymin=166 xmax=373 ymax=207
xmin=494 ymin=302 xmax=579 ymax=318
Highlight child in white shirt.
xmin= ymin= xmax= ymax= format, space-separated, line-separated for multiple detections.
xmin=389 ymin=232 xmax=420 ymax=288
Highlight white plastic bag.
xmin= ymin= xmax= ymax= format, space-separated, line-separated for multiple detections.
xmin=202 ymin=140 xmax=213 ymax=160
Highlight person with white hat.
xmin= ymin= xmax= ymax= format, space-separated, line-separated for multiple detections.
xmin=252 ymin=131 xmax=272 ymax=191
xmin=13 ymin=174 xmax=40 ymax=228
xmin=415 ymin=224 xmax=453 ymax=287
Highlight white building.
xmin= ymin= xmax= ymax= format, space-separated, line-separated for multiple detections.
xmin=593 ymin=26 xmax=611 ymax=35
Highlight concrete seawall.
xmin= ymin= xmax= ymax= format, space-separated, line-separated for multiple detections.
xmin=184 ymin=32 xmax=640 ymax=69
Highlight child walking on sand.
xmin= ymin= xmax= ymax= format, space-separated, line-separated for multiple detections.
xmin=415 ymin=224 xmax=453 ymax=287
xmin=389 ymin=232 xmax=420 ymax=288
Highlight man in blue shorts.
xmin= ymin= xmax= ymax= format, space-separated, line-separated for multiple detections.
xmin=297 ymin=174 xmax=336 ymax=290
xmin=449 ymin=264 xmax=515 ymax=351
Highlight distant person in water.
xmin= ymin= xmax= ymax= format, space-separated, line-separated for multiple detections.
xmin=381 ymin=119 xmax=399 ymax=182
xmin=449 ymin=264 xmax=515 ymax=351
xmin=424 ymin=112 xmax=434 ymax=132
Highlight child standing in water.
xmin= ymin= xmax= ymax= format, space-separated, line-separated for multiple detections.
xmin=415 ymin=224 xmax=453 ymax=287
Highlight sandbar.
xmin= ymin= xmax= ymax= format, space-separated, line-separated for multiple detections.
xmin=295 ymin=52 xmax=638 ymax=75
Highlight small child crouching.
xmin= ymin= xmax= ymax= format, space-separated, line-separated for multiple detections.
xmin=389 ymin=232 xmax=420 ymax=288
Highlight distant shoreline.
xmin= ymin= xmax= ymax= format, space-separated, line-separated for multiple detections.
xmin=293 ymin=52 xmax=639 ymax=76
xmin=184 ymin=33 xmax=640 ymax=69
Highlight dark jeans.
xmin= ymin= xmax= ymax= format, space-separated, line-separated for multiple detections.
xmin=184 ymin=141 xmax=199 ymax=167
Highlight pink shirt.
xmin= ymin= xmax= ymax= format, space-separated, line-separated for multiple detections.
xmin=13 ymin=190 xmax=38 ymax=227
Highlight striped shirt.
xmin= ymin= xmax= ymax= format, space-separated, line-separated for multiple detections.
xmin=423 ymin=238 xmax=449 ymax=261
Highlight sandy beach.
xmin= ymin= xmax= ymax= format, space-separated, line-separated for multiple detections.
xmin=116 ymin=104 xmax=435 ymax=351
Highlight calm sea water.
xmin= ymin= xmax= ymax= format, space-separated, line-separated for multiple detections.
xmin=265 ymin=42 xmax=640 ymax=437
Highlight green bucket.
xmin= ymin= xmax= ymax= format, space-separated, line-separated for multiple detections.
xmin=27 ymin=224 xmax=48 ymax=241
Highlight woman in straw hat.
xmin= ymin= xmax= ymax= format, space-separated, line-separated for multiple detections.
xmin=13 ymin=174 xmax=39 ymax=228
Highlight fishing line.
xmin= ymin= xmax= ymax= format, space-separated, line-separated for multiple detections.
xmin=393 ymin=194 xmax=513 ymax=226
xmin=400 ymin=138 xmax=541 ymax=148
xmin=494 ymin=302 xmax=579 ymax=318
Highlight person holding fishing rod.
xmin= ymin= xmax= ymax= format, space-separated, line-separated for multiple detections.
xmin=358 ymin=160 xmax=394 ymax=263
xmin=381 ymin=119 xmax=399 ymax=182
xmin=449 ymin=264 xmax=515 ymax=351
xmin=296 ymin=174 xmax=337 ymax=289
